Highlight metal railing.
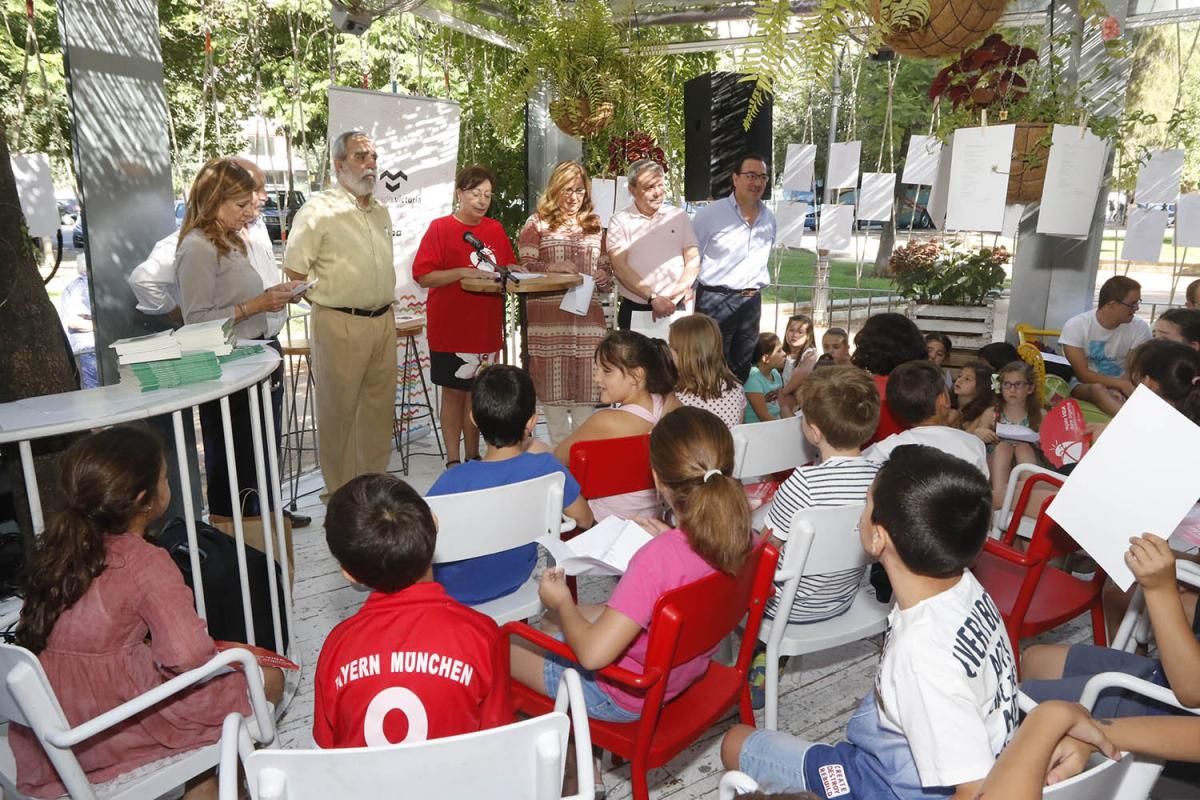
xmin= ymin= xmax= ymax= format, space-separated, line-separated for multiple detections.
xmin=764 ymin=283 xmax=907 ymax=334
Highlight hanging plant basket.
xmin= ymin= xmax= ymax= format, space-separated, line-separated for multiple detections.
xmin=869 ymin=0 xmax=1011 ymax=59
xmin=1008 ymin=122 xmax=1051 ymax=204
xmin=549 ymin=98 xmax=615 ymax=138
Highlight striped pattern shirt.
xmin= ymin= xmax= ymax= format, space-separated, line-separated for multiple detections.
xmin=764 ymin=456 xmax=879 ymax=624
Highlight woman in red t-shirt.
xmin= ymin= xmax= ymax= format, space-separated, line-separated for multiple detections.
xmin=412 ymin=165 xmax=517 ymax=466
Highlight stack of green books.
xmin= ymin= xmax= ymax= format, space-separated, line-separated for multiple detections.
xmin=217 ymin=344 xmax=266 ymax=364
xmin=123 ymin=351 xmax=223 ymax=392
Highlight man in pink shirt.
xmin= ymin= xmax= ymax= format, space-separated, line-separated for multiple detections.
xmin=607 ymin=160 xmax=700 ymax=330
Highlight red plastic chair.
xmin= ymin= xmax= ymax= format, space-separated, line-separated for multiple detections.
xmin=501 ymin=540 xmax=780 ymax=800
xmin=568 ymin=433 xmax=655 ymax=500
xmin=972 ymin=473 xmax=1107 ymax=667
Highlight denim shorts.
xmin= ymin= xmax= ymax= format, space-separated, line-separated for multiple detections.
xmin=1021 ymin=644 xmax=1175 ymax=718
xmin=737 ymin=728 xmax=817 ymax=793
xmin=543 ymin=649 xmax=640 ymax=724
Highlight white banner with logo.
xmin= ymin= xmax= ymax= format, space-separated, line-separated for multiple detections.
xmin=328 ymin=87 xmax=460 ymax=438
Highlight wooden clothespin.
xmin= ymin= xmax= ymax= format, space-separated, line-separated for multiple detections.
xmin=981 ymin=109 xmax=988 ymax=129
xmin=1079 ymin=109 xmax=1089 ymax=139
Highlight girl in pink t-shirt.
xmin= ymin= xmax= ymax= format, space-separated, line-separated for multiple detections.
xmin=511 ymin=407 xmax=754 ymax=787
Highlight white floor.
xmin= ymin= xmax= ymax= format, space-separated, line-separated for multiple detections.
xmin=267 ymin=429 xmax=1107 ymax=799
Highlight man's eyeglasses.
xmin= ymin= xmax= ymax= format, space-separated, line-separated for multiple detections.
xmin=1116 ymin=299 xmax=1141 ymax=310
xmin=737 ymin=172 xmax=769 ymax=182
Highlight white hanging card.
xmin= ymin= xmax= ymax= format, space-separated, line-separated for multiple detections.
xmin=1133 ymin=149 xmax=1184 ymax=205
xmin=10 ymin=153 xmax=59 ymax=238
xmin=1120 ymin=207 xmax=1168 ymax=263
xmin=558 ymin=274 xmax=595 ymax=316
xmin=1036 ymin=125 xmax=1108 ymax=237
xmin=782 ymin=143 xmax=817 ymax=192
xmin=826 ymin=141 xmax=862 ymax=191
xmin=1047 ymin=386 xmax=1200 ymax=591
xmin=817 ymin=204 xmax=855 ymax=252
xmin=776 ymin=201 xmax=808 ymax=248
xmin=1175 ymin=194 xmax=1200 ymax=247
xmin=927 ymin=139 xmax=954 ymax=231
xmin=591 ymin=179 xmax=617 ymax=229
xmin=1001 ymin=204 xmax=1025 ymax=239
xmin=945 ymin=124 xmax=1015 ymax=233
xmin=858 ymin=173 xmax=897 ymax=221
xmin=902 ymin=135 xmax=943 ymax=186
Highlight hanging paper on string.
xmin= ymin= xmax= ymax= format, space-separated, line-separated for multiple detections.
xmin=1175 ymin=194 xmax=1200 ymax=248
xmin=1120 ymin=207 xmax=1168 ymax=263
xmin=1133 ymin=149 xmax=1184 ymax=205
xmin=858 ymin=173 xmax=897 ymax=222
xmin=817 ymin=205 xmax=855 ymax=252
xmin=591 ymin=179 xmax=617 ymax=229
xmin=901 ymin=135 xmax=942 ymax=186
xmin=776 ymin=202 xmax=808 ymax=249
xmin=945 ymin=125 xmax=1014 ymax=233
xmin=782 ymin=144 xmax=817 ymax=193
xmin=927 ymin=140 xmax=954 ymax=231
xmin=826 ymin=141 xmax=862 ymax=191
xmin=1037 ymin=125 xmax=1108 ymax=238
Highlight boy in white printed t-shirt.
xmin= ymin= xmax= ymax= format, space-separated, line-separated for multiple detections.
xmin=723 ymin=445 xmax=1017 ymax=799
xmin=762 ymin=366 xmax=881 ymax=624
xmin=1059 ymin=274 xmax=1151 ymax=417
xmin=864 ymin=360 xmax=989 ymax=478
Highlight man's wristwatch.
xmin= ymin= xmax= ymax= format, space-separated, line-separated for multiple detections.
xmin=646 ymin=291 xmax=656 ymax=304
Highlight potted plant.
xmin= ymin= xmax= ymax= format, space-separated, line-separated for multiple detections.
xmin=498 ymin=0 xmax=628 ymax=138
xmin=890 ymin=239 xmax=1009 ymax=351
xmin=868 ymin=0 xmax=1011 ymax=59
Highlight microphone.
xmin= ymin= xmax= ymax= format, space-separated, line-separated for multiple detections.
xmin=462 ymin=231 xmax=498 ymax=270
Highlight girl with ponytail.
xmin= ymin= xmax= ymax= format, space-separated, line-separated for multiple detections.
xmin=555 ymin=329 xmax=682 ymax=520
xmin=11 ymin=426 xmax=281 ymax=799
xmin=512 ymin=407 xmax=753 ymax=741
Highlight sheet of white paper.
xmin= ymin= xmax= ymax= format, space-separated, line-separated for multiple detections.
xmin=1133 ymin=149 xmax=1185 ymax=205
xmin=558 ymin=274 xmax=595 ymax=316
xmin=945 ymin=125 xmax=1015 ymax=233
xmin=817 ymin=205 xmax=855 ymax=252
xmin=996 ymin=423 xmax=1039 ymax=444
xmin=858 ymin=173 xmax=896 ymax=221
xmin=1047 ymin=386 xmax=1200 ymax=591
xmin=826 ymin=141 xmax=862 ymax=190
xmin=615 ymin=177 xmax=633 ymax=213
xmin=1002 ymin=204 xmax=1025 ymax=238
xmin=927 ymin=140 xmax=954 ymax=230
xmin=1176 ymin=193 xmax=1200 ymax=247
xmin=1037 ymin=125 xmax=1108 ymax=237
xmin=591 ymin=178 xmax=617 ymax=229
xmin=510 ymin=271 xmax=546 ymax=280
xmin=1042 ymin=352 xmax=1070 ymax=366
xmin=782 ymin=143 xmax=817 ymax=192
xmin=775 ymin=202 xmax=808 ymax=249
xmin=1120 ymin=208 xmax=1168 ymax=263
xmin=631 ymin=309 xmax=687 ymax=341
xmin=10 ymin=153 xmax=60 ymax=237
xmin=902 ymin=135 xmax=943 ymax=186
xmin=537 ymin=517 xmax=653 ymax=576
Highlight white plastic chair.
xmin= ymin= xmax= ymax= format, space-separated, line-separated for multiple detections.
xmin=731 ymin=416 xmax=817 ymax=480
xmin=219 ymin=668 xmax=595 ymax=800
xmin=757 ymin=504 xmax=891 ymax=730
xmin=425 ymin=472 xmax=575 ymax=625
xmin=992 ymin=462 xmax=1061 ymax=541
xmin=1112 ymin=560 xmax=1200 ymax=653
xmin=0 ymin=644 xmax=275 ymax=800
xmin=717 ymin=770 xmax=760 ymax=799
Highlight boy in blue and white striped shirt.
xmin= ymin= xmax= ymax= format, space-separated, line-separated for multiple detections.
xmin=762 ymin=366 xmax=881 ymax=624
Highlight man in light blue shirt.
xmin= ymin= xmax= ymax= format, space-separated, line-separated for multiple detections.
xmin=692 ymin=153 xmax=777 ymax=381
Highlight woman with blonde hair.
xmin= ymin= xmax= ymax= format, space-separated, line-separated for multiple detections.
xmin=669 ymin=313 xmax=746 ymax=428
xmin=176 ymin=157 xmax=303 ymax=517
xmin=517 ymin=161 xmax=614 ymax=444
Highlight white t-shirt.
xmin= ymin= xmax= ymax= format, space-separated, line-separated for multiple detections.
xmin=1059 ymin=309 xmax=1151 ymax=378
xmin=863 ymin=426 xmax=990 ymax=478
xmin=875 ymin=571 xmax=1018 ymax=788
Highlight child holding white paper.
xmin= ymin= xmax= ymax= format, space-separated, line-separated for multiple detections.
xmin=983 ymin=361 xmax=1045 ymax=508
xmin=510 ymin=408 xmax=753 ymax=769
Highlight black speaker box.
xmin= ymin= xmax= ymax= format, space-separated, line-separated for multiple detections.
xmin=683 ymin=72 xmax=773 ymax=202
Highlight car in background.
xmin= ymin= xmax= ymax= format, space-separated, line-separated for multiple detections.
xmin=57 ymin=197 xmax=80 ymax=225
xmin=262 ymin=190 xmax=305 ymax=241
xmin=72 ymin=219 xmax=84 ymax=249
xmin=175 ymin=200 xmax=186 ymax=229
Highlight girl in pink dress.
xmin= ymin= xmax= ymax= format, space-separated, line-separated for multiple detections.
xmin=554 ymin=330 xmax=681 ymax=521
xmin=11 ymin=426 xmax=280 ymax=799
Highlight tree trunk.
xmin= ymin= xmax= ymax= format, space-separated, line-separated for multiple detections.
xmin=872 ymin=173 xmax=908 ymax=278
xmin=0 ymin=118 xmax=82 ymax=546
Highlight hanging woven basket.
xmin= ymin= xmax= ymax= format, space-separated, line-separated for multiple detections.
xmin=549 ymin=97 xmax=615 ymax=138
xmin=1007 ymin=122 xmax=1051 ymax=204
xmin=869 ymin=0 xmax=1011 ymax=59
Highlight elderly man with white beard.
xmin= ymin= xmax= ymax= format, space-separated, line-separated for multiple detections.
xmin=284 ymin=130 xmax=397 ymax=499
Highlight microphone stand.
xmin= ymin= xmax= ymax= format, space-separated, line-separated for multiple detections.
xmin=473 ymin=248 xmax=520 ymax=365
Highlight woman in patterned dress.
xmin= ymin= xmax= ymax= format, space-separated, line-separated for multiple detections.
xmin=517 ymin=161 xmax=614 ymax=444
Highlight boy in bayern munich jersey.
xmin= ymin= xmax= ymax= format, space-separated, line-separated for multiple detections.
xmin=313 ymin=474 xmax=510 ymax=748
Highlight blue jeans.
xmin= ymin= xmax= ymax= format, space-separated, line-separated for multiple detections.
xmin=543 ymin=648 xmax=640 ymax=723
